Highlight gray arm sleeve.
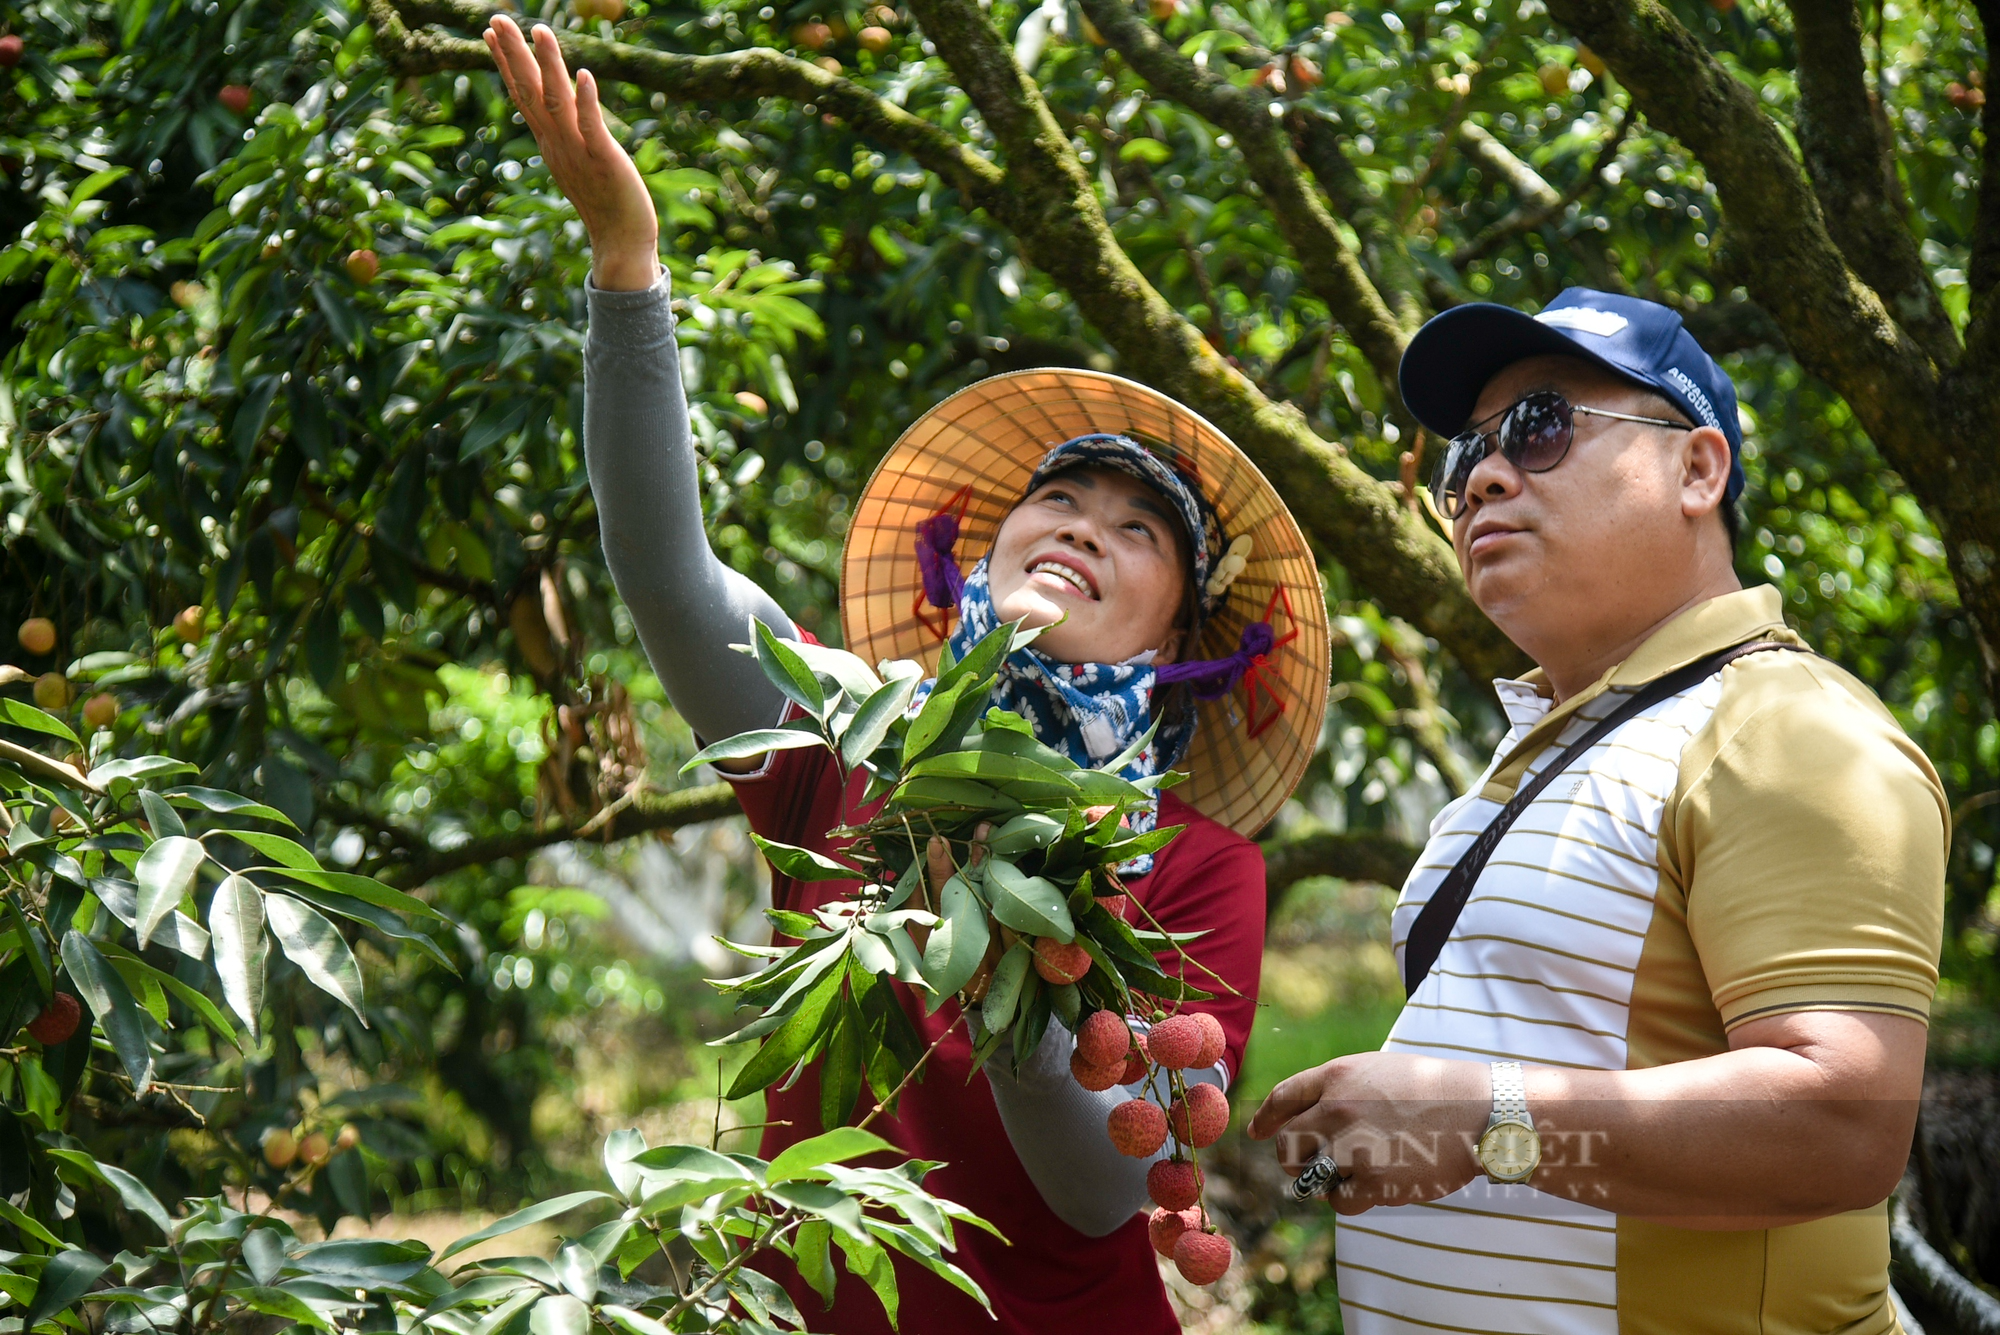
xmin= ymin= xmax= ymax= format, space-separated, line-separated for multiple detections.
xmin=985 ymin=1018 xmax=1229 ymax=1238
xmin=584 ymin=276 xmax=794 ymax=743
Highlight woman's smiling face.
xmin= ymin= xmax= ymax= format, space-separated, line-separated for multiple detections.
xmin=985 ymin=465 xmax=1191 ymax=665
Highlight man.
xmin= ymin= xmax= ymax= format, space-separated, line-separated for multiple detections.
xmin=1250 ymin=288 xmax=1946 ymax=1333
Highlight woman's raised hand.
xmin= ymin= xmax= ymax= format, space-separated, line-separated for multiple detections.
xmin=484 ymin=15 xmax=660 ymax=291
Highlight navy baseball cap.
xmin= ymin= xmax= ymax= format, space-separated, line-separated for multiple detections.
xmin=1399 ymin=288 xmax=1744 ymax=501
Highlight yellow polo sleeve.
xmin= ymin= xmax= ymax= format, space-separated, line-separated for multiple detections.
xmin=1666 ymin=653 xmax=1947 ymax=1029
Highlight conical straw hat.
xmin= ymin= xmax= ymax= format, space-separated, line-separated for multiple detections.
xmin=841 ymin=369 xmax=1330 ymax=837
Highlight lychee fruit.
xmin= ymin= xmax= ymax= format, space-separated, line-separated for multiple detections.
xmin=734 ymin=390 xmax=767 ymax=415
xmin=1071 ymin=1050 xmax=1126 ymax=1091
xmin=1033 ymin=937 xmax=1091 ymax=985
xmin=26 ymin=993 xmax=80 ymax=1045
xmin=1122 ymin=1033 xmax=1149 ymax=1084
xmin=793 ymin=20 xmax=832 ymax=49
xmin=218 ymin=84 xmax=252 ymax=115
xmin=1149 ymin=1206 xmax=1201 ymax=1257
xmin=33 ymin=672 xmax=68 ymax=711
xmin=0 ymin=35 xmax=24 ymax=68
xmin=856 ymin=25 xmax=891 ymax=52
xmin=262 ymin=1128 xmax=298 ymax=1168
xmin=336 ymin=1123 xmax=362 ymax=1151
xmin=299 ymin=1132 xmax=331 ymax=1165
xmin=174 ymin=606 xmax=206 ymax=643
xmin=1147 ymin=1158 xmax=1201 ymax=1211
xmin=1147 ymin=1014 xmax=1204 ymax=1070
xmin=1077 ymin=1009 xmax=1132 ymax=1067
xmin=1095 ymin=894 xmax=1131 ymax=919
xmin=1173 ymin=1229 xmax=1232 ymax=1285
xmin=1107 ymin=1098 xmax=1167 ymax=1157
xmin=1169 ymin=1082 xmax=1229 ymax=1149
xmin=17 ymin=617 xmax=54 ymax=655
xmin=344 ymin=248 xmax=379 ymax=285
xmin=1192 ymin=1011 xmax=1226 ymax=1069
xmin=82 ymin=692 xmax=118 ymax=731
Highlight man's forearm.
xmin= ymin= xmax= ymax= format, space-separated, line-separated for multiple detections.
xmin=1523 ymin=1035 xmax=1919 ymax=1227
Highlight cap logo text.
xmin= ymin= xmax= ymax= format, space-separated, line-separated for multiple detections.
xmin=1663 ymin=367 xmax=1721 ymax=431
xmin=1535 ymin=307 xmax=1630 ymax=338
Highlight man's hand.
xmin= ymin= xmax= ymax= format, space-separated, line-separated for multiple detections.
xmin=1247 ymin=1052 xmax=1488 ymax=1214
xmin=484 ymin=15 xmax=659 ymax=291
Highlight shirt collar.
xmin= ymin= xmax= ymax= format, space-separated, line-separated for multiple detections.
xmin=1480 ymin=585 xmax=1795 ymax=801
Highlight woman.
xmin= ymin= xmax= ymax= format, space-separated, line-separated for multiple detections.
xmin=484 ymin=17 xmax=1330 ymax=1331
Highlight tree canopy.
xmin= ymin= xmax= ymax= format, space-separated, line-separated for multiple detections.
xmin=4 ymin=0 xmax=2000 ymax=1323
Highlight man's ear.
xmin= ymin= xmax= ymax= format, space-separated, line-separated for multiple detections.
xmin=1679 ymin=426 xmax=1733 ymax=521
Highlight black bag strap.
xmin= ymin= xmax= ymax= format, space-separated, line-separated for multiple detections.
xmin=1401 ymin=639 xmax=1808 ymax=998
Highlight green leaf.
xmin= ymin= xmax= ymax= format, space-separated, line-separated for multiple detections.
xmin=598 ymin=1305 xmax=672 ymax=1335
xmin=23 ymin=1250 xmax=109 ymax=1330
xmin=753 ymin=618 xmax=825 ymax=716
xmin=984 ymin=859 xmax=1075 ymax=942
xmin=904 ymin=750 xmax=1075 ymax=789
xmin=528 ymin=1293 xmax=589 ymax=1335
xmin=890 ymin=776 xmax=1021 ymax=813
xmin=133 ymin=834 xmax=205 ymax=949
xmin=216 ymin=828 xmax=319 ymax=870
xmin=769 ymin=1181 xmax=870 ymax=1244
xmin=980 ymin=942 xmax=1032 ymax=1035
xmin=165 ymin=786 xmax=298 ymax=828
xmin=681 ymin=726 xmax=829 ymax=773
xmin=818 ymin=987 xmax=867 ymax=1130
xmin=264 ymin=893 xmax=367 ymax=1023
xmin=138 ymin=788 xmax=187 ymax=839
xmin=792 ymin=1219 xmax=836 ymax=1307
xmin=726 ymin=958 xmax=847 ymax=1099
xmin=841 ymin=673 xmax=919 ymax=770
xmin=0 ymin=698 xmax=80 ymax=747
xmin=760 ymin=1127 xmax=896 ymax=1175
xmin=831 ymin=1230 xmax=898 ymax=1329
xmin=917 ymin=875 xmax=989 ymax=1001
xmin=0 ymin=1196 xmax=64 ymax=1247
xmin=984 ymin=812 xmax=1066 ymax=857
xmin=900 ymin=678 xmax=970 ymax=765
xmin=749 ymin=834 xmax=860 ymax=883
xmin=207 ymin=873 xmax=268 ymax=1039
xmin=241 ymin=1285 xmax=332 ymax=1330
xmin=269 ymin=866 xmax=449 ymax=922
xmin=60 ymin=931 xmax=153 ymax=1091
xmin=437 ymin=1191 xmax=614 ymax=1261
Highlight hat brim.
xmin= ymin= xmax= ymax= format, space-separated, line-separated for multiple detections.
xmin=840 ymin=369 xmax=1331 ymax=838
xmin=1399 ymin=302 xmax=1661 ymax=440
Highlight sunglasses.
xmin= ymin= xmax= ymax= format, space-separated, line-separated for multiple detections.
xmin=1430 ymin=390 xmax=1693 ymax=520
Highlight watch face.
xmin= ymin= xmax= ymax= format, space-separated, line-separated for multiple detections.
xmin=1478 ymin=1118 xmax=1540 ymax=1181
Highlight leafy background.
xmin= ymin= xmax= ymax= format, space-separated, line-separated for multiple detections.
xmin=2 ymin=0 xmax=1997 ymax=1327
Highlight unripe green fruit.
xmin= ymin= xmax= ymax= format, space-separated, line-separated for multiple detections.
xmin=33 ymin=673 xmax=68 ymax=711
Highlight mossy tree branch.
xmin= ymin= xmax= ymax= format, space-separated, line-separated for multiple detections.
xmin=1544 ymin=0 xmax=2000 ymax=704
xmin=375 ymin=781 xmax=742 ymax=887
xmin=1075 ymin=0 xmax=1415 ymax=376
xmin=1784 ymin=0 xmax=1958 ymax=366
xmin=372 ymin=0 xmax=1528 ymax=680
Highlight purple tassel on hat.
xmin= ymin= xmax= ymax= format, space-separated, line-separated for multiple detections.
xmin=1157 ymin=621 xmax=1276 ymax=700
xmin=916 ymin=511 xmax=966 ymax=609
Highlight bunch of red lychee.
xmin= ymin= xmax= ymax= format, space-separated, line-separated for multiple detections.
xmin=1074 ymin=1007 xmax=1235 ymax=1284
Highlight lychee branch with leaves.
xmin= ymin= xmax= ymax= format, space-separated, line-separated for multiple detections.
xmin=688 ymin=618 xmax=1240 ymax=1283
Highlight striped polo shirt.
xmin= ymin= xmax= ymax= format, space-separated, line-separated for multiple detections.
xmin=1337 ymin=586 xmax=1946 ymax=1335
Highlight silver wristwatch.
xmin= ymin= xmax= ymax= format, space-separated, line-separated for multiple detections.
xmin=1474 ymin=1060 xmax=1541 ymax=1184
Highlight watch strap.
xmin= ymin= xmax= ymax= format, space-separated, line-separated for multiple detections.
xmin=1489 ymin=1061 xmax=1527 ymax=1123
